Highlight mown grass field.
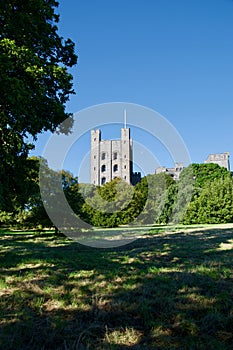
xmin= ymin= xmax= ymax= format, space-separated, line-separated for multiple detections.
xmin=0 ymin=225 xmax=232 ymax=349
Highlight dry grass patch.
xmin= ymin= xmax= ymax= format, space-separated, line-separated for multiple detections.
xmin=104 ymin=326 xmax=142 ymax=346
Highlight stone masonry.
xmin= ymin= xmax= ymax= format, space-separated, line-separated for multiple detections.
xmin=156 ymin=152 xmax=231 ymax=181
xmin=155 ymin=162 xmax=184 ymax=181
xmin=90 ymin=127 xmax=133 ymax=186
xmin=204 ymin=152 xmax=230 ymax=171
xmin=91 ymin=126 xmax=230 ymax=185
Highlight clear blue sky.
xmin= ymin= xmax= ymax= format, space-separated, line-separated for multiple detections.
xmin=32 ymin=0 xmax=233 ymax=182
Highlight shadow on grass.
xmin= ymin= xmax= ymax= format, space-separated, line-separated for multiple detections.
xmin=0 ymin=227 xmax=232 ymax=349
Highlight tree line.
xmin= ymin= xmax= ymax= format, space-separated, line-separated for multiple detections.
xmin=1 ymin=157 xmax=232 ymax=231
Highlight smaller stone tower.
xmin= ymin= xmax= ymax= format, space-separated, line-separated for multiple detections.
xmin=204 ymin=152 xmax=230 ymax=171
xmin=90 ymin=129 xmax=101 ymax=186
xmin=120 ymin=127 xmax=133 ymax=184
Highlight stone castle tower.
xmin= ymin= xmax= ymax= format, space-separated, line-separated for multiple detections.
xmin=90 ymin=127 xmax=133 ymax=185
xmin=204 ymin=152 xmax=230 ymax=171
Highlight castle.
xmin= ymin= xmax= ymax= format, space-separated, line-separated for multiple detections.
xmin=155 ymin=163 xmax=185 ymax=181
xmin=90 ymin=125 xmax=230 ymax=185
xmin=156 ymin=152 xmax=230 ymax=180
xmin=90 ymin=126 xmax=141 ymax=186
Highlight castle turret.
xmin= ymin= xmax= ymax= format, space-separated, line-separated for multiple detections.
xmin=90 ymin=129 xmax=101 ymax=185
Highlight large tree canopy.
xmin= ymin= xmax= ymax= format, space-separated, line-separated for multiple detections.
xmin=0 ymin=0 xmax=77 ymax=211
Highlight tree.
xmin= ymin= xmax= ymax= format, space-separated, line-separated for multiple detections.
xmin=183 ymin=176 xmax=233 ymax=224
xmin=10 ymin=158 xmax=85 ymax=233
xmin=178 ymin=163 xmax=232 ymax=224
xmin=0 ymin=0 xmax=77 ymax=211
xmin=81 ymin=178 xmax=135 ymax=227
xmin=83 ymin=173 xmax=175 ymax=227
xmin=135 ymin=173 xmax=175 ymax=224
xmin=179 ymin=163 xmax=231 ymax=189
xmin=157 ymin=183 xmax=178 ymax=224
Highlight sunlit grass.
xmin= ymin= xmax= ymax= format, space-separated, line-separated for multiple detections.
xmin=0 ymin=225 xmax=232 ymax=349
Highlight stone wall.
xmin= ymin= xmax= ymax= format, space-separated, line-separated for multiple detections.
xmin=155 ymin=162 xmax=184 ymax=181
xmin=204 ymin=152 xmax=230 ymax=171
xmin=90 ymin=128 xmax=133 ymax=185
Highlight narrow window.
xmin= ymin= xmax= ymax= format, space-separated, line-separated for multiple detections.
xmin=101 ymin=153 xmax=106 ymax=160
xmin=101 ymin=164 xmax=106 ymax=172
xmin=113 ymin=164 xmax=118 ymax=172
xmin=124 ymin=165 xmax=127 ymax=169
xmin=101 ymin=177 xmax=106 ymax=185
xmin=113 ymin=152 xmax=117 ymax=160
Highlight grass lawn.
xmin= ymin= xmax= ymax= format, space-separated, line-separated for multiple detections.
xmin=0 ymin=225 xmax=232 ymax=349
